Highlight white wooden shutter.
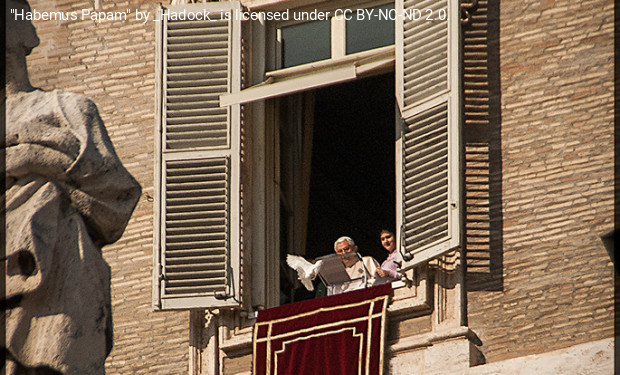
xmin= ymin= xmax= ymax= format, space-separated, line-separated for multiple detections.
xmin=395 ymin=0 xmax=461 ymax=265
xmin=154 ymin=2 xmax=242 ymax=310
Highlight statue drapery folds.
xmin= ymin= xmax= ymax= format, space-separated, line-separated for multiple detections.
xmin=3 ymin=0 xmax=141 ymax=373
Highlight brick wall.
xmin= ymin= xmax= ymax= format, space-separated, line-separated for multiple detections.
xmin=26 ymin=0 xmax=189 ymax=373
xmin=466 ymin=0 xmax=615 ymax=363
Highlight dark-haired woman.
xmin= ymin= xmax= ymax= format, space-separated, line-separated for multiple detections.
xmin=375 ymin=230 xmax=401 ymax=280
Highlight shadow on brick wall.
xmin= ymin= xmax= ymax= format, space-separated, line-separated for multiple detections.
xmin=462 ymin=0 xmax=503 ymax=292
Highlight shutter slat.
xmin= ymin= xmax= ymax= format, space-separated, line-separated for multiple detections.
xmin=166 ymin=277 xmax=227 ymax=285
xmin=166 ymin=218 xmax=225 ymax=229
xmin=404 ymin=139 xmax=447 ymax=165
xmin=404 ymin=165 xmax=447 ymax=194
xmin=407 ymin=226 xmax=448 ymax=248
xmin=406 ymin=216 xmax=448 ymax=240
xmin=404 ymin=0 xmax=437 ymax=9
xmin=166 ymin=204 xmax=226 ymax=214
xmin=165 ymin=240 xmax=226 ymax=251
xmin=167 ymin=102 xmax=224 ymax=111
xmin=162 ymin=156 xmax=230 ymax=297
xmin=404 ymin=179 xmax=448 ymax=210
xmin=168 ymin=71 xmax=227 ymax=81
xmin=166 ymin=211 xmax=226 ymax=222
xmin=402 ymin=0 xmax=448 ymax=108
xmin=167 ymin=108 xmax=226 ymax=118
xmin=166 ymin=130 xmax=227 ymax=140
xmin=166 ymin=55 xmax=228 ymax=66
xmin=168 ymin=77 xmax=227 ymax=88
xmin=168 ymin=20 xmax=228 ymax=30
xmin=168 ymin=29 xmax=228 ymax=39
xmin=166 ymin=195 xmax=227 ymax=204
xmin=401 ymin=98 xmax=452 ymax=257
xmin=404 ymin=193 xmax=447 ymax=222
xmin=167 ymin=177 xmax=226 ymax=187
xmin=163 ymin=12 xmax=231 ymax=152
xmin=166 ymin=135 xmax=228 ymax=145
xmin=165 ymin=249 xmax=226 ymax=258
xmin=167 ymin=183 xmax=227 ymax=193
xmin=167 ymin=84 xmax=228 ymax=96
xmin=168 ymin=127 xmax=227 ymax=140
xmin=403 ymin=57 xmax=446 ymax=84
xmin=167 ymin=130 xmax=227 ymax=142
xmin=167 ymin=264 xmax=227 ymax=272
xmin=166 ymin=139 xmax=227 ymax=149
xmin=168 ymin=64 xmax=228 ymax=74
xmin=404 ymin=127 xmax=446 ymax=155
xmin=167 ymin=93 xmax=225 ymax=103
xmin=404 ymin=19 xmax=446 ymax=42
xmin=167 ymin=225 xmax=226 ymax=236
xmin=164 ymin=284 xmax=226 ymax=296
xmin=156 ymin=1 xmax=243 ymax=310
xmin=168 ymin=46 xmax=229 ymax=59
xmin=169 ymin=42 xmax=228 ymax=52
xmin=165 ymin=123 xmax=226 ymax=134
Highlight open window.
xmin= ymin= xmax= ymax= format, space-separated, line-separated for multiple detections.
xmin=153 ymin=0 xmax=461 ymax=310
xmin=277 ymin=74 xmax=396 ymax=304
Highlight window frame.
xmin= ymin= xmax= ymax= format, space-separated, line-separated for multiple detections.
xmin=153 ymin=0 xmax=462 ymax=313
xmin=272 ymin=0 xmax=395 ymax=69
xmin=219 ymin=0 xmax=396 ymax=107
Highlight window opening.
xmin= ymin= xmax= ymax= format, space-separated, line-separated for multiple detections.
xmin=279 ymin=73 xmax=395 ymax=305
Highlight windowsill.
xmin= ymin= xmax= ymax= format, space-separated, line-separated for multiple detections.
xmin=388 ymin=266 xmax=432 ymax=316
xmin=388 ymin=326 xmax=479 ymax=354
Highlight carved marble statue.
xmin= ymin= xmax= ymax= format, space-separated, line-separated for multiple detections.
xmin=2 ymin=0 xmax=141 ymax=373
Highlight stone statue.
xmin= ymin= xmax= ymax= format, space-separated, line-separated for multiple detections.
xmin=2 ymin=0 xmax=142 ymax=373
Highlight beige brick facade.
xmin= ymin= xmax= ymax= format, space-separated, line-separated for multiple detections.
xmin=464 ymin=0 xmax=614 ymax=364
xmin=21 ymin=0 xmax=614 ymax=373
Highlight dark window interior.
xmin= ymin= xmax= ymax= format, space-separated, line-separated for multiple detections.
xmin=306 ymin=74 xmax=395 ymax=264
xmin=280 ymin=73 xmax=395 ymax=304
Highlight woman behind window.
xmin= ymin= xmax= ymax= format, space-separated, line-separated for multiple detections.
xmin=375 ymin=230 xmax=402 ymax=281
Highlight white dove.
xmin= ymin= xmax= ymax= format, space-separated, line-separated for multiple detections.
xmin=286 ymin=254 xmax=323 ymax=291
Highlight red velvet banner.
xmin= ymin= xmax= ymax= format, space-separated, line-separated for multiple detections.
xmin=253 ymin=284 xmax=391 ymax=375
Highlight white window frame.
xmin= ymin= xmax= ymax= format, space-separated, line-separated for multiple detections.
xmin=219 ymin=0 xmax=395 ymax=106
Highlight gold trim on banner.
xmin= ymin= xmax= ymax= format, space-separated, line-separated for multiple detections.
xmin=255 ymin=295 xmax=389 ymax=327
xmin=266 ymin=322 xmax=273 ymax=375
xmin=379 ymin=297 xmax=387 ymax=375
xmin=256 ymin=312 xmax=384 ymax=343
xmin=365 ymin=301 xmax=375 ymax=375
xmin=274 ymin=327 xmax=364 ymax=375
xmin=253 ymin=294 xmax=390 ymax=375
